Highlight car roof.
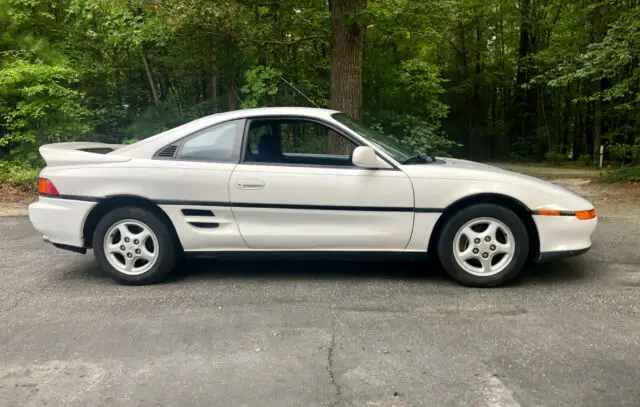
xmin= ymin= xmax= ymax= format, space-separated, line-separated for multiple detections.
xmin=114 ymin=107 xmax=341 ymax=157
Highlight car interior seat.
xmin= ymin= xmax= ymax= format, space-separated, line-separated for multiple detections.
xmin=257 ymin=132 xmax=283 ymax=163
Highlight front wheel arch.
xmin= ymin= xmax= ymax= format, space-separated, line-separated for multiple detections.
xmin=427 ymin=193 xmax=540 ymax=262
xmin=82 ymin=195 xmax=182 ymax=252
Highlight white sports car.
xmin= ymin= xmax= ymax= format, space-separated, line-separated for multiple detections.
xmin=28 ymin=107 xmax=597 ymax=286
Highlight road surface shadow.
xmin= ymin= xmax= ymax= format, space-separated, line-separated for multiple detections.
xmin=60 ymin=252 xmax=594 ymax=286
xmin=522 ymin=258 xmax=594 ymax=285
xmin=176 ymin=257 xmax=441 ymax=282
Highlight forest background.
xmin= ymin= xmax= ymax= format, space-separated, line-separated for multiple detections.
xmin=1 ymin=0 xmax=639 ymax=184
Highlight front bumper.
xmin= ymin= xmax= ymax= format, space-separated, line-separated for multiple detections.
xmin=535 ymin=247 xmax=591 ymax=262
xmin=28 ymin=196 xmax=96 ymax=248
xmin=533 ymin=214 xmax=597 ymax=261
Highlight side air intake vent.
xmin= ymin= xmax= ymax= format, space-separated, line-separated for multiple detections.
xmin=182 ymin=209 xmax=215 ymax=217
xmin=156 ymin=145 xmax=177 ymax=158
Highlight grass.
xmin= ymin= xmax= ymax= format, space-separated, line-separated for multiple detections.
xmin=603 ymin=166 xmax=640 ymax=183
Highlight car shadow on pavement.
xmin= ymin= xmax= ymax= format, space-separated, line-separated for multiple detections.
xmin=175 ymin=257 xmax=445 ymax=283
xmin=521 ymin=258 xmax=595 ymax=286
xmin=60 ymin=252 xmax=594 ymax=287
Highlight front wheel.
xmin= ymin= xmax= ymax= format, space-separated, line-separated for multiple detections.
xmin=93 ymin=207 xmax=177 ymax=285
xmin=437 ymin=204 xmax=529 ymax=287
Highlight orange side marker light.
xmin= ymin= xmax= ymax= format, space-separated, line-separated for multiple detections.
xmin=575 ymin=209 xmax=596 ymax=220
xmin=537 ymin=209 xmax=560 ymax=216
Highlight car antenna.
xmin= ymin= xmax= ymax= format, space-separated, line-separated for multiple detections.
xmin=279 ymin=76 xmax=321 ymax=108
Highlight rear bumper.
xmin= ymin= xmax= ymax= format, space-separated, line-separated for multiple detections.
xmin=28 ymin=196 xmax=96 ymax=248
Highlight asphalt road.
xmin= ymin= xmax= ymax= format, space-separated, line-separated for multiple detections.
xmin=1 ymin=215 xmax=639 ymax=407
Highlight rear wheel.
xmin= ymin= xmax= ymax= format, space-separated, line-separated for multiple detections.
xmin=93 ymin=207 xmax=177 ymax=284
xmin=437 ymin=204 xmax=529 ymax=287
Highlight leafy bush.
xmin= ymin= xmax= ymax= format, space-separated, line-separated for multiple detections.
xmin=545 ymin=151 xmax=565 ymax=162
xmin=578 ymin=154 xmax=592 ymax=166
xmin=0 ymin=56 xmax=94 ymax=160
xmin=240 ymin=66 xmax=282 ymax=109
xmin=603 ymin=166 xmax=640 ymax=183
xmin=0 ymin=161 xmax=40 ymax=186
xmin=370 ymin=114 xmax=459 ymax=157
xmin=608 ymin=138 xmax=640 ymax=164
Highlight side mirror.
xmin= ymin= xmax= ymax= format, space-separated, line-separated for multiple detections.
xmin=352 ymin=146 xmax=389 ymax=169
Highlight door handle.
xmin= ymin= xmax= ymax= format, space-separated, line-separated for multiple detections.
xmin=237 ymin=179 xmax=265 ymax=190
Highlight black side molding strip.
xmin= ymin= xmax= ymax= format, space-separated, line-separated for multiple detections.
xmin=156 ymin=199 xmax=229 ymax=207
xmin=39 ymin=193 xmax=101 ymax=202
xmin=414 ymin=208 xmax=444 ymax=213
xmin=230 ymin=202 xmax=417 ymax=212
xmin=530 ymin=209 xmax=575 ymax=216
xmin=39 ymin=194 xmax=444 ymax=213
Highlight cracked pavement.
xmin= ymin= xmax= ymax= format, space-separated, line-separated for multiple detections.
xmin=1 ymin=213 xmax=639 ymax=407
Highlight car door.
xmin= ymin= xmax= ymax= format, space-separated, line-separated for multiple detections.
xmin=151 ymin=118 xmax=248 ymax=251
xmin=229 ymin=116 xmax=415 ymax=250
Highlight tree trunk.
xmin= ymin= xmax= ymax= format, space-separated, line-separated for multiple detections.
xmin=141 ymin=52 xmax=160 ymax=107
xmin=211 ymin=76 xmax=218 ymax=114
xmin=591 ymin=6 xmax=604 ymax=160
xmin=456 ymin=18 xmax=474 ymax=158
xmin=329 ymin=0 xmax=366 ymax=154
xmin=227 ymin=81 xmax=238 ymax=111
xmin=513 ymin=0 xmax=538 ymax=156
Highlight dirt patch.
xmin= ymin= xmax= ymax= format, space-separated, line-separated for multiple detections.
xmin=494 ymin=163 xmax=603 ymax=180
xmin=552 ymin=179 xmax=640 ymax=218
xmin=0 ymin=184 xmax=35 ymax=216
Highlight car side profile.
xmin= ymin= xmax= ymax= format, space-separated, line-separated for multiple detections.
xmin=28 ymin=107 xmax=597 ymax=286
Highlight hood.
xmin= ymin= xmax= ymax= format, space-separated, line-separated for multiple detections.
xmin=402 ymin=157 xmax=594 ymax=211
xmin=436 ymin=157 xmax=576 ymax=193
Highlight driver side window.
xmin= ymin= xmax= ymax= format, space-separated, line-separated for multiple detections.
xmin=244 ymin=118 xmax=357 ymax=167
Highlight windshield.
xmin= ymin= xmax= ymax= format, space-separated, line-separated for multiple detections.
xmin=331 ymin=113 xmax=415 ymax=163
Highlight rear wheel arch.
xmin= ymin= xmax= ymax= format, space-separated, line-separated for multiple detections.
xmin=82 ymin=195 xmax=181 ymax=251
xmin=428 ymin=193 xmax=540 ymax=261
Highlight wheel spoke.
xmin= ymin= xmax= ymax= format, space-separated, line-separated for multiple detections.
xmin=484 ymin=222 xmax=498 ymax=241
xmin=461 ymin=226 xmax=479 ymax=241
xmin=107 ymin=242 xmax=122 ymax=255
xmin=459 ymin=247 xmax=476 ymax=260
xmin=123 ymin=255 xmax=134 ymax=272
xmin=117 ymin=224 xmax=132 ymax=241
xmin=494 ymin=241 xmax=512 ymax=254
xmin=139 ymin=248 xmax=155 ymax=262
xmin=133 ymin=228 xmax=151 ymax=243
xmin=480 ymin=257 xmax=493 ymax=273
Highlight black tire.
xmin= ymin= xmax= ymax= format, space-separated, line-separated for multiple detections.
xmin=437 ymin=204 xmax=529 ymax=287
xmin=93 ymin=206 xmax=177 ymax=285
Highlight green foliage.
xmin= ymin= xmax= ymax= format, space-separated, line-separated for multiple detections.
xmin=240 ymin=66 xmax=282 ymax=109
xmin=370 ymin=115 xmax=458 ymax=157
xmin=1 ymin=0 xmax=639 ymax=173
xmin=0 ymin=160 xmax=39 ymax=185
xmin=545 ymin=152 xmax=566 ymax=162
xmin=579 ymin=154 xmax=592 ymax=165
xmin=608 ymin=138 xmax=640 ymax=163
xmin=0 ymin=56 xmax=94 ymax=164
xmin=603 ymin=166 xmax=640 ymax=183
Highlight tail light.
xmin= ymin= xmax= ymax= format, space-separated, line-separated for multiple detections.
xmin=38 ymin=178 xmax=59 ymax=196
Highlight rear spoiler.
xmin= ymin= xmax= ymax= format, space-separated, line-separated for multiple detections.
xmin=39 ymin=142 xmax=131 ymax=167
